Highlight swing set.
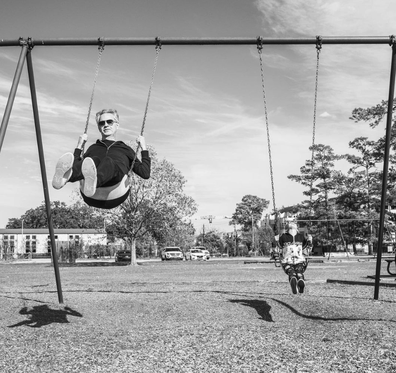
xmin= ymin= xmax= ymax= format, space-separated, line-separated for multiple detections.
xmin=0 ymin=36 xmax=395 ymax=303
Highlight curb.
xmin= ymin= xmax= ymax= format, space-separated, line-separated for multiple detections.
xmin=327 ymin=278 xmax=396 ymax=288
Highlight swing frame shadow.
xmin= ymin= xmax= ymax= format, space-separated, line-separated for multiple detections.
xmin=0 ymin=35 xmax=395 ymax=303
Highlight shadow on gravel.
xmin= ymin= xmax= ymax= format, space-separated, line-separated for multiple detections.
xmin=229 ymin=299 xmax=274 ymax=322
xmin=58 ymin=262 xmax=131 ymax=267
xmin=8 ymin=305 xmax=82 ymax=328
xmin=271 ymin=298 xmax=396 ymax=323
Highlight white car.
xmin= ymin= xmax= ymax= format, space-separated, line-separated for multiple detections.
xmin=185 ymin=248 xmax=205 ymax=261
xmin=193 ymin=246 xmax=210 ymax=260
xmin=161 ymin=247 xmax=184 ymax=261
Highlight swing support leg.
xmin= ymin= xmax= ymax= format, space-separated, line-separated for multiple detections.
xmin=26 ymin=45 xmax=64 ymax=304
xmin=0 ymin=41 xmax=64 ymax=303
xmin=374 ymin=40 xmax=396 ymax=300
xmin=0 ymin=39 xmax=28 ymax=152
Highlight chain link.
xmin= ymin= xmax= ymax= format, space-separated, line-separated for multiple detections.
xmin=140 ymin=39 xmax=161 ymax=136
xmin=84 ymin=40 xmax=105 ymax=136
xmin=257 ymin=39 xmax=277 ymax=214
xmin=129 ymin=39 xmax=161 ymax=175
xmin=309 ymin=37 xmax=322 ymax=212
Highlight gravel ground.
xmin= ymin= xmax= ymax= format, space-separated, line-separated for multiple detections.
xmin=0 ymin=258 xmax=395 ymax=373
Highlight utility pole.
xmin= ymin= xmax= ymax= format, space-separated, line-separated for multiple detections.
xmin=200 ymin=215 xmax=214 ymax=246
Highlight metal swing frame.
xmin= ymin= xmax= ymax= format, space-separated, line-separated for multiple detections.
xmin=0 ymin=36 xmax=394 ymax=303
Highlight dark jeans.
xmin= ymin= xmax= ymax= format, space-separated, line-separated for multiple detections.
xmin=282 ymin=261 xmax=308 ymax=280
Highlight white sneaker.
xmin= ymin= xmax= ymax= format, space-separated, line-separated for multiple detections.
xmin=81 ymin=157 xmax=97 ymax=197
xmin=52 ymin=153 xmax=74 ymax=189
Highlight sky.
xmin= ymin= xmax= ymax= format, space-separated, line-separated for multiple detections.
xmin=0 ymin=0 xmax=394 ymax=234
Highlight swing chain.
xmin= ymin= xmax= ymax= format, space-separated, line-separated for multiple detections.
xmin=311 ymin=35 xmax=322 ymax=150
xmin=129 ymin=39 xmax=161 ymax=177
xmin=309 ymin=36 xmax=322 ymax=215
xmin=83 ymin=38 xmax=105 ymax=139
xmin=257 ymin=36 xmax=277 ymax=214
xmin=140 ymin=37 xmax=161 ymax=136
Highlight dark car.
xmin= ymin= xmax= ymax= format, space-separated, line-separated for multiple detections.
xmin=115 ymin=250 xmax=131 ymax=262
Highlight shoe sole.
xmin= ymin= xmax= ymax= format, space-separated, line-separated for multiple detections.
xmin=52 ymin=153 xmax=73 ymax=189
xmin=298 ymin=279 xmax=305 ymax=294
xmin=290 ymin=277 xmax=298 ymax=294
xmin=82 ymin=158 xmax=97 ymax=197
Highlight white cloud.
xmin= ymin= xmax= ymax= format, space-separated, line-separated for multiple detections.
xmin=255 ymin=0 xmax=396 ymax=36
xmin=319 ymin=111 xmax=336 ymax=119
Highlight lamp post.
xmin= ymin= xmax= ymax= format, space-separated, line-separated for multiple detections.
xmin=234 ymin=224 xmax=238 ymax=256
xmin=251 ymin=213 xmax=255 ymax=252
xmin=21 ymin=219 xmax=24 ymax=255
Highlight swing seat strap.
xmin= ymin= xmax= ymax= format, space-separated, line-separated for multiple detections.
xmin=81 ymin=189 xmax=130 ymax=209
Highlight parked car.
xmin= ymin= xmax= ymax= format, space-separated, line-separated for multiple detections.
xmin=211 ymin=252 xmax=222 ymax=258
xmin=185 ymin=248 xmax=205 ymax=261
xmin=115 ymin=250 xmax=131 ymax=262
xmin=161 ymin=247 xmax=184 ymax=261
xmin=193 ymin=246 xmax=210 ymax=260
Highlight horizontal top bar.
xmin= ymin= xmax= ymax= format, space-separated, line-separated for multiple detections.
xmin=0 ymin=36 xmax=395 ymax=47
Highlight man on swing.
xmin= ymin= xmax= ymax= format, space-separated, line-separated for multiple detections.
xmin=52 ymin=108 xmax=151 ymax=208
xmin=275 ymin=219 xmax=312 ymax=294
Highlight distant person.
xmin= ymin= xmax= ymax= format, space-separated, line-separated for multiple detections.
xmin=275 ymin=220 xmax=312 ymax=294
xmin=52 ymin=108 xmax=151 ymax=209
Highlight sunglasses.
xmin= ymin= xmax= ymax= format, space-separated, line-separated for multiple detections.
xmin=98 ymin=119 xmax=117 ymax=126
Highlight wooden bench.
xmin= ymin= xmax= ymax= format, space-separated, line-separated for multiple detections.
xmin=385 ymin=259 xmax=396 ymax=276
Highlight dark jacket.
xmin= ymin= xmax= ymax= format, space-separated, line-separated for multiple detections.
xmin=74 ymin=140 xmax=151 ymax=181
xmin=278 ymin=232 xmax=308 ymax=249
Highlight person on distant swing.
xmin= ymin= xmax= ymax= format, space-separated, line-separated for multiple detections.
xmin=52 ymin=109 xmax=151 ymax=208
xmin=275 ymin=220 xmax=312 ymax=294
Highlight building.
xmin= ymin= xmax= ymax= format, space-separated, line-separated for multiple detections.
xmin=0 ymin=228 xmax=107 ymax=259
